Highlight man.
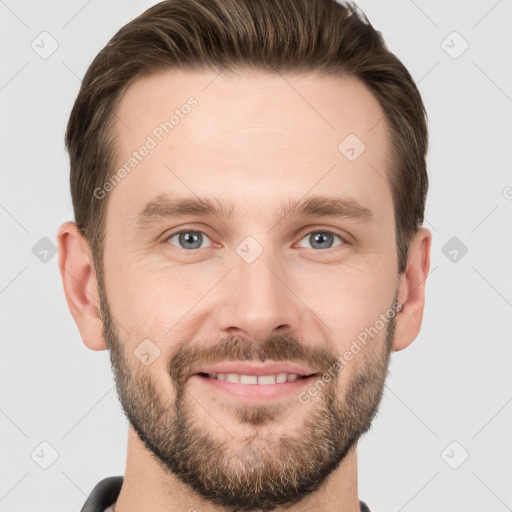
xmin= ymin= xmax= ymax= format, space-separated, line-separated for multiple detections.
xmin=57 ymin=0 xmax=431 ymax=511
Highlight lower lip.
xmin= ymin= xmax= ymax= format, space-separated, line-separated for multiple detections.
xmin=190 ymin=374 xmax=320 ymax=402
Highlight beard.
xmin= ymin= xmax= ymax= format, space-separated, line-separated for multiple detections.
xmin=99 ymin=284 xmax=396 ymax=512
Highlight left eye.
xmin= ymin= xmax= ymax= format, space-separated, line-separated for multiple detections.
xmin=296 ymin=230 xmax=345 ymax=250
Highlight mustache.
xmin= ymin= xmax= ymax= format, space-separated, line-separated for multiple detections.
xmin=169 ymin=334 xmax=340 ymax=387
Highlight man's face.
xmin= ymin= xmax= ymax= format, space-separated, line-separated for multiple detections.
xmin=100 ymin=70 xmax=399 ymax=510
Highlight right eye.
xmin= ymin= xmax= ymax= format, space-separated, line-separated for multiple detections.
xmin=165 ymin=230 xmax=213 ymax=250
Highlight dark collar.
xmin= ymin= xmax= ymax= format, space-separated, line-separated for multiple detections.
xmin=81 ymin=476 xmax=123 ymax=512
xmin=81 ymin=476 xmax=371 ymax=512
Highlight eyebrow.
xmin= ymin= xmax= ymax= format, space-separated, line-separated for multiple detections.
xmin=135 ymin=193 xmax=374 ymax=229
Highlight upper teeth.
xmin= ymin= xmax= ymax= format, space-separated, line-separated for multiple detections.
xmin=209 ymin=372 xmax=302 ymax=384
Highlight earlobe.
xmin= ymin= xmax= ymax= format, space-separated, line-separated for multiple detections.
xmin=57 ymin=221 xmax=107 ymax=351
xmin=393 ymin=227 xmax=432 ymax=352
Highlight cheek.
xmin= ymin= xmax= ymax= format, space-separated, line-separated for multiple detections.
xmin=303 ymin=264 xmax=396 ymax=381
xmin=103 ymin=254 xmax=213 ymax=386
xmin=103 ymin=246 xmax=196 ymax=331
xmin=113 ymin=315 xmax=179 ymax=399
xmin=302 ymin=258 xmax=396 ymax=324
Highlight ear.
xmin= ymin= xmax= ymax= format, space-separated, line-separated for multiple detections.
xmin=57 ymin=221 xmax=107 ymax=351
xmin=393 ymin=227 xmax=432 ymax=352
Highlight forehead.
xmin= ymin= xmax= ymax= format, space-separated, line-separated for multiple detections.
xmin=108 ymin=69 xmax=393 ymax=225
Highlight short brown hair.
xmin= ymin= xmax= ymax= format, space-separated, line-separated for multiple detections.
xmin=66 ymin=0 xmax=428 ymax=278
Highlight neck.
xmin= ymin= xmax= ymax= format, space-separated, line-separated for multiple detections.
xmin=114 ymin=427 xmax=362 ymax=512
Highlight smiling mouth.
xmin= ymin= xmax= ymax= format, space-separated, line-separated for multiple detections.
xmin=196 ymin=372 xmax=319 ymax=385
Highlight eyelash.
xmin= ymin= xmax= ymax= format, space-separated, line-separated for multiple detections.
xmin=163 ymin=227 xmax=350 ymax=253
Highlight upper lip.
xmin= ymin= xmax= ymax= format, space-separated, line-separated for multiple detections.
xmin=193 ymin=362 xmax=320 ymax=377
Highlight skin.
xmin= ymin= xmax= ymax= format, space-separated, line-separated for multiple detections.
xmin=57 ymin=69 xmax=431 ymax=512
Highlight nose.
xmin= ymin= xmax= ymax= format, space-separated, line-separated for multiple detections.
xmin=214 ymin=247 xmax=303 ymax=342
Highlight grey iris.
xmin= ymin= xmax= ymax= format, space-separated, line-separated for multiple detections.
xmin=309 ymin=231 xmax=334 ymax=249
xmin=179 ymin=231 xmax=203 ymax=249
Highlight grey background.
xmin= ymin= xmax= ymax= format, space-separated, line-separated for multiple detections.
xmin=1 ymin=1 xmax=511 ymax=511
